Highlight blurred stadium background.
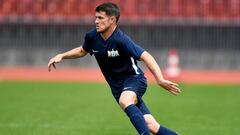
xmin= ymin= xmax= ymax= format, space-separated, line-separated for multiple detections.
xmin=0 ymin=0 xmax=240 ymax=83
xmin=0 ymin=1 xmax=240 ymax=135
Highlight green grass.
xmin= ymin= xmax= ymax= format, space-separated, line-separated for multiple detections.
xmin=0 ymin=81 xmax=240 ymax=135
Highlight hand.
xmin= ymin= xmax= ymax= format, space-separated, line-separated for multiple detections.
xmin=48 ymin=54 xmax=63 ymax=72
xmin=158 ymin=80 xmax=181 ymax=96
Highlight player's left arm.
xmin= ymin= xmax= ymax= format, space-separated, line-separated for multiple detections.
xmin=140 ymin=51 xmax=181 ymax=96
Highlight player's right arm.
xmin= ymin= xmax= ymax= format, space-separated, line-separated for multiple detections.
xmin=48 ymin=46 xmax=87 ymax=71
xmin=140 ymin=51 xmax=181 ymax=96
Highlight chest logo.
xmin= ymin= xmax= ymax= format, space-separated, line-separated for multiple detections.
xmin=107 ymin=49 xmax=120 ymax=57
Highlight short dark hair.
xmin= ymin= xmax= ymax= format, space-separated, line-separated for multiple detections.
xmin=95 ymin=2 xmax=120 ymax=23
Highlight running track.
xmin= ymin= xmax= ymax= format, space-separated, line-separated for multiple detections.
xmin=0 ymin=67 xmax=240 ymax=84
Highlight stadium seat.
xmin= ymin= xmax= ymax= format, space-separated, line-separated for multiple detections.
xmin=183 ymin=0 xmax=197 ymax=17
xmin=228 ymin=0 xmax=240 ymax=19
xmin=119 ymin=0 xmax=137 ymax=17
xmin=199 ymin=0 xmax=213 ymax=18
xmin=169 ymin=0 xmax=182 ymax=17
xmin=17 ymin=0 xmax=32 ymax=19
xmin=212 ymin=0 xmax=227 ymax=18
xmin=1 ymin=0 xmax=15 ymax=16
xmin=0 ymin=0 xmax=239 ymax=23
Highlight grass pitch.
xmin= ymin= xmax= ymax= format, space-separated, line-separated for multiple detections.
xmin=0 ymin=81 xmax=239 ymax=135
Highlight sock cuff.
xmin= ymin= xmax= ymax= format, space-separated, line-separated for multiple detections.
xmin=157 ymin=125 xmax=178 ymax=135
xmin=124 ymin=104 xmax=140 ymax=117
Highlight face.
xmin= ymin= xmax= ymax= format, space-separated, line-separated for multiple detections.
xmin=95 ymin=11 xmax=115 ymax=33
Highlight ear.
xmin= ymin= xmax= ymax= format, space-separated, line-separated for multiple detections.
xmin=110 ymin=16 xmax=116 ymax=23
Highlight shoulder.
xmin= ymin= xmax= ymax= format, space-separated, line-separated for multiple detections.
xmin=114 ymin=28 xmax=130 ymax=44
xmin=114 ymin=28 xmax=126 ymax=38
xmin=85 ymin=28 xmax=98 ymax=39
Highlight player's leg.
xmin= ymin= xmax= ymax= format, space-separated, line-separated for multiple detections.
xmin=119 ymin=90 xmax=137 ymax=109
xmin=143 ymin=114 xmax=179 ymax=135
xmin=138 ymin=100 xmax=179 ymax=135
xmin=119 ymin=90 xmax=150 ymax=135
xmin=144 ymin=114 xmax=160 ymax=134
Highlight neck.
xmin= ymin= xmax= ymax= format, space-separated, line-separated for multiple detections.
xmin=100 ymin=25 xmax=117 ymax=40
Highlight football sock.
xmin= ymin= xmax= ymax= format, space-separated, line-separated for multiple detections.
xmin=156 ymin=125 xmax=178 ymax=135
xmin=124 ymin=104 xmax=150 ymax=135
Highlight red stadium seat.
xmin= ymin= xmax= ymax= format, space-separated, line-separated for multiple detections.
xmin=16 ymin=0 xmax=32 ymax=17
xmin=169 ymin=0 xmax=183 ymax=17
xmin=33 ymin=0 xmax=49 ymax=22
xmin=76 ymin=0 xmax=94 ymax=17
xmin=46 ymin=0 xmax=58 ymax=16
xmin=155 ymin=0 xmax=173 ymax=17
xmin=119 ymin=0 xmax=137 ymax=17
xmin=1 ymin=0 xmax=15 ymax=16
xmin=62 ymin=0 xmax=80 ymax=21
xmin=212 ymin=0 xmax=228 ymax=18
xmin=0 ymin=1 xmax=5 ymax=21
xmin=183 ymin=0 xmax=197 ymax=17
xmin=0 ymin=0 xmax=18 ymax=21
xmin=199 ymin=0 xmax=213 ymax=18
xmin=135 ymin=0 xmax=150 ymax=16
xmin=228 ymin=0 xmax=240 ymax=19
xmin=0 ymin=0 xmax=239 ymax=23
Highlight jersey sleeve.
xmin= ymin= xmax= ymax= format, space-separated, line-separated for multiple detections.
xmin=82 ymin=33 xmax=93 ymax=55
xmin=120 ymin=34 xmax=145 ymax=60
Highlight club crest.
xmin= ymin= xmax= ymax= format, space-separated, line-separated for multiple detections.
xmin=107 ymin=49 xmax=120 ymax=57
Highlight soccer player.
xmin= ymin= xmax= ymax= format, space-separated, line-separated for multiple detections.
xmin=48 ymin=2 xmax=181 ymax=135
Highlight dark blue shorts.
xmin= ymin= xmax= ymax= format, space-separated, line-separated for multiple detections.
xmin=110 ymin=75 xmax=151 ymax=114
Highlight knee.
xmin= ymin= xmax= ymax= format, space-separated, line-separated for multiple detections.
xmin=118 ymin=91 xmax=137 ymax=110
xmin=119 ymin=98 xmax=133 ymax=110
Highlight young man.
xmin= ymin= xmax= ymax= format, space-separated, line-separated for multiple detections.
xmin=48 ymin=2 xmax=181 ymax=135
